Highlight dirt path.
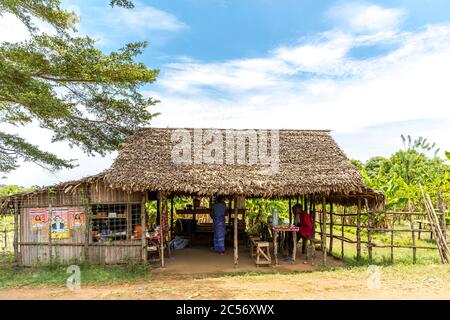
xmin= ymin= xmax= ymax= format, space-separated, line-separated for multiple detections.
xmin=1 ymin=265 xmax=449 ymax=300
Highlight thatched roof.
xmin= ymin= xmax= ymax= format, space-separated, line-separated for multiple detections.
xmin=103 ymin=128 xmax=383 ymax=205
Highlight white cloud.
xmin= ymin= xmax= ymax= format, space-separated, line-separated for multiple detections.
xmin=0 ymin=11 xmax=58 ymax=43
xmin=151 ymin=21 xmax=450 ymax=158
xmin=106 ymin=2 xmax=187 ymax=33
xmin=326 ymin=2 xmax=406 ymax=33
xmin=0 ymin=13 xmax=30 ymax=42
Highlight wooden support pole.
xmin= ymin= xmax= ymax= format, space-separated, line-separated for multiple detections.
xmin=438 ymin=188 xmax=447 ymax=241
xmin=141 ymin=192 xmax=148 ymax=263
xmin=309 ymin=194 xmax=313 ymax=214
xmin=13 ymin=199 xmax=19 ymax=265
xmin=322 ymin=196 xmax=327 ymax=266
xmin=156 ymin=197 xmax=160 ymax=226
xmin=48 ymin=202 xmax=53 ymax=262
xmin=367 ymin=209 xmax=372 ymax=263
xmin=329 ymin=203 xmax=334 ymax=254
xmin=234 ymin=195 xmax=239 ymax=267
xmin=356 ymin=199 xmax=361 ymax=261
xmin=408 ymin=199 xmax=416 ymax=264
xmin=292 ymin=230 xmax=297 ymax=263
xmin=390 ymin=230 xmax=394 ymax=264
xmin=228 ymin=197 xmax=232 ymax=227
xmin=288 ymin=198 xmax=292 ymax=225
xmin=159 ymin=191 xmax=168 ymax=267
xmin=84 ymin=183 xmax=91 ymax=262
xmin=170 ymin=196 xmax=174 ymax=241
xmin=312 ymin=195 xmax=316 ymax=239
xmin=341 ymin=207 xmax=345 ymax=260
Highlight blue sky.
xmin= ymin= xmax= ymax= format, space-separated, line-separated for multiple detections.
xmin=1 ymin=0 xmax=450 ymax=186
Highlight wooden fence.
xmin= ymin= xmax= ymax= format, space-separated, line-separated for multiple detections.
xmin=316 ymin=209 xmax=449 ymax=264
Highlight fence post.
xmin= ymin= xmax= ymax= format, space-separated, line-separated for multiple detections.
xmin=408 ymin=199 xmax=416 ymax=264
xmin=438 ymin=189 xmax=447 ymax=241
xmin=13 ymin=199 xmax=19 ymax=265
xmin=390 ymin=230 xmax=394 ymax=264
xmin=356 ymin=199 xmax=361 ymax=261
xmin=367 ymin=209 xmax=372 ymax=264
xmin=329 ymin=203 xmax=334 ymax=255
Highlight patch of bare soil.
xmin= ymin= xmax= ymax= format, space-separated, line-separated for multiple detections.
xmin=1 ymin=266 xmax=448 ymax=300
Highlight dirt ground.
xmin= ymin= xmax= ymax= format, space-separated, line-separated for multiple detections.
xmin=0 ymin=247 xmax=449 ymax=300
xmin=0 ymin=268 xmax=448 ymax=300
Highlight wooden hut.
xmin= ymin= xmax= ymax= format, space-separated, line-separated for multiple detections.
xmin=1 ymin=128 xmax=384 ymax=267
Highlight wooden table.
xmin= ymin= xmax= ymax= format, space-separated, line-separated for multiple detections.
xmin=272 ymin=225 xmax=299 ymax=265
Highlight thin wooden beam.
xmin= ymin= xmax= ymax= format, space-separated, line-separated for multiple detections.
xmin=367 ymin=209 xmax=373 ymax=263
xmin=84 ymin=183 xmax=91 ymax=262
xmin=341 ymin=207 xmax=345 ymax=260
xmin=13 ymin=199 xmax=19 ymax=265
xmin=288 ymin=198 xmax=292 ymax=225
xmin=322 ymin=196 xmax=327 ymax=266
xmin=170 ymin=196 xmax=174 ymax=241
xmin=48 ymin=201 xmax=53 ymax=262
xmin=356 ymin=199 xmax=362 ymax=261
xmin=141 ymin=192 xmax=148 ymax=263
xmin=228 ymin=197 xmax=232 ymax=227
xmin=234 ymin=195 xmax=239 ymax=267
xmin=390 ymin=230 xmax=394 ymax=264
xmin=159 ymin=192 xmax=168 ymax=267
xmin=329 ymin=203 xmax=334 ymax=254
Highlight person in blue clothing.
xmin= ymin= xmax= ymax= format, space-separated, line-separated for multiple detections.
xmin=212 ymin=196 xmax=227 ymax=255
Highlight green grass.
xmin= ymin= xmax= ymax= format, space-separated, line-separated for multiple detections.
xmin=0 ymin=259 xmax=152 ymax=288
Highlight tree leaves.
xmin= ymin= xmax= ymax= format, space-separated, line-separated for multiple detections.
xmin=446 ymin=151 xmax=450 ymax=161
xmin=0 ymin=1 xmax=159 ymax=173
xmin=360 ymin=136 xmax=450 ymax=211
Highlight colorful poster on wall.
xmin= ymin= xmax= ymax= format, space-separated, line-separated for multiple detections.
xmin=30 ymin=208 xmax=48 ymax=230
xmin=69 ymin=207 xmax=86 ymax=229
xmin=50 ymin=207 xmax=70 ymax=239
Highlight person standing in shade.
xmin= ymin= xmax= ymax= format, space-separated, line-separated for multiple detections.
xmin=294 ymin=203 xmax=313 ymax=254
xmin=212 ymin=196 xmax=227 ymax=255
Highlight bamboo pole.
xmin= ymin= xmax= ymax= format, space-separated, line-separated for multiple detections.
xmin=408 ymin=199 xmax=416 ymax=264
xmin=234 ymin=195 xmax=238 ymax=267
xmin=13 ymin=199 xmax=19 ymax=265
xmin=322 ymin=196 xmax=327 ymax=266
xmin=356 ymin=199 xmax=361 ymax=261
xmin=390 ymin=230 xmax=394 ymax=264
xmin=341 ymin=207 xmax=345 ymax=260
xmin=48 ymin=201 xmax=53 ymax=262
xmin=329 ymin=203 xmax=334 ymax=254
xmin=141 ymin=192 xmax=148 ymax=263
xmin=83 ymin=183 xmax=91 ymax=262
xmin=438 ymin=189 xmax=447 ymax=241
xmin=170 ymin=197 xmax=174 ymax=241
xmin=367 ymin=209 xmax=372 ymax=263
xmin=160 ymin=192 xmax=168 ymax=267
xmin=426 ymin=193 xmax=449 ymax=262
xmin=312 ymin=195 xmax=316 ymax=239
xmin=288 ymin=198 xmax=292 ymax=225
xmin=420 ymin=185 xmax=449 ymax=263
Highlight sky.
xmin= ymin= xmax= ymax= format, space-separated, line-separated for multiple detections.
xmin=1 ymin=0 xmax=450 ymax=187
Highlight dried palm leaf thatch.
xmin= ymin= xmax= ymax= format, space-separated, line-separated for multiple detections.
xmin=103 ymin=128 xmax=384 ymax=205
